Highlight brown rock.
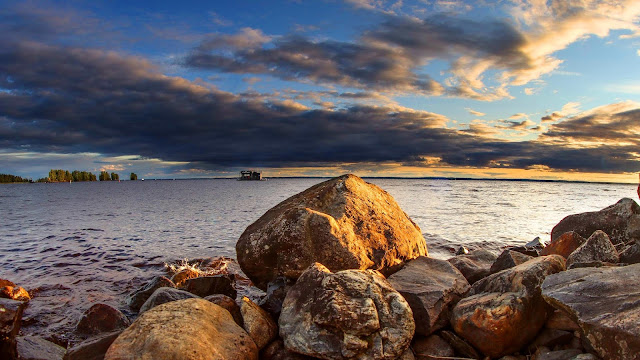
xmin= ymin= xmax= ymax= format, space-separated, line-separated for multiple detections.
xmin=551 ymin=198 xmax=640 ymax=246
xmin=566 ymin=230 xmax=619 ymax=268
xmin=619 ymin=240 xmax=640 ymax=263
xmin=126 ymin=276 xmax=175 ymax=311
xmin=532 ymin=349 xmax=582 ymax=360
xmin=261 ymin=339 xmax=314 ymax=360
xmin=75 ymin=304 xmax=130 ymax=337
xmin=64 ymin=331 xmax=122 ymax=360
xmin=240 ymin=297 xmax=277 ymax=351
xmin=545 ymin=310 xmax=580 ymax=332
xmin=448 ymin=249 xmax=497 ymax=284
xmin=279 ymin=263 xmax=415 ymax=360
xmin=204 ymin=294 xmax=243 ymax=326
xmin=528 ymin=329 xmax=574 ymax=351
xmin=236 ymin=174 xmax=427 ymax=289
xmin=490 ymin=250 xmax=533 ymax=274
xmin=182 ymin=274 xmax=237 ymax=298
xmin=170 ymin=269 xmax=200 ymax=287
xmin=439 ymin=330 xmax=480 ymax=359
xmin=105 ymin=298 xmax=258 ymax=360
xmin=387 ymin=256 xmax=470 ymax=336
xmin=451 ymin=256 xmax=566 ymax=358
xmin=139 ymin=287 xmax=199 ymax=313
xmin=412 ymin=334 xmax=454 ymax=360
xmin=0 ymin=279 xmax=30 ymax=302
xmin=0 ymin=298 xmax=27 ymax=359
xmin=542 ymin=264 xmax=640 ymax=360
xmin=16 ymin=335 xmax=65 ymax=360
xmin=540 ymin=232 xmax=587 ymax=259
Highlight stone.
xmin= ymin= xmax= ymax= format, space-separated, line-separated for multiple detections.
xmin=75 ymin=304 xmax=130 ymax=337
xmin=545 ymin=310 xmax=580 ymax=332
xmin=170 ymin=269 xmax=200 ymax=287
xmin=0 ymin=279 xmax=30 ymax=302
xmin=528 ymin=329 xmax=574 ymax=351
xmin=526 ymin=237 xmax=546 ymax=249
xmin=412 ymin=334 xmax=454 ymax=360
xmin=447 ymin=249 xmax=497 ymax=284
xmin=258 ymin=277 xmax=292 ymax=319
xmin=451 ymin=255 xmax=566 ymax=358
xmin=490 ymin=250 xmax=533 ymax=274
xmin=0 ymin=298 xmax=27 ymax=359
xmin=126 ymin=276 xmax=175 ymax=311
xmin=240 ymin=297 xmax=277 ymax=350
xmin=279 ymin=263 xmax=415 ymax=360
xmin=551 ymin=198 xmax=640 ymax=246
xmin=533 ymin=349 xmax=582 ymax=360
xmin=542 ymin=264 xmax=640 ymax=360
xmin=569 ymin=355 xmax=598 ymax=360
xmin=565 ymin=230 xmax=619 ymax=268
xmin=619 ymin=240 xmax=640 ymax=264
xmin=64 ymin=331 xmax=122 ymax=360
xmin=182 ymin=274 xmax=237 ymax=298
xmin=16 ymin=335 xmax=65 ymax=360
xmin=439 ymin=331 xmax=480 ymax=360
xmin=105 ymin=298 xmax=258 ymax=360
xmin=455 ymin=246 xmax=469 ymax=255
xmin=387 ymin=256 xmax=470 ymax=336
xmin=508 ymin=245 xmax=541 ymax=257
xmin=139 ymin=287 xmax=199 ymax=313
xmin=261 ymin=339 xmax=314 ymax=360
xmin=236 ymin=174 xmax=427 ymax=289
xmin=204 ymin=294 xmax=243 ymax=326
xmin=540 ymin=232 xmax=587 ymax=259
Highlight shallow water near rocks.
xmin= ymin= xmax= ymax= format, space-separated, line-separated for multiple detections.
xmin=0 ymin=178 xmax=636 ymax=342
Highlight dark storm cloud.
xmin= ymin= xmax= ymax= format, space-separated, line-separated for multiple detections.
xmin=542 ymin=107 xmax=640 ymax=144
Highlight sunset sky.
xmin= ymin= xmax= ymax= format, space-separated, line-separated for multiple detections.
xmin=1 ymin=0 xmax=640 ymax=182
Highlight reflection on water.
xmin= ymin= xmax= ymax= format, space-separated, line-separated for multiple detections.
xmin=0 ymin=178 xmax=637 ymax=341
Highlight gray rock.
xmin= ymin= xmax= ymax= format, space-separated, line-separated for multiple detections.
xmin=182 ymin=274 xmax=237 ymax=298
xmin=528 ymin=329 xmax=574 ymax=351
xmin=412 ymin=334 xmax=454 ymax=360
xmin=447 ymin=249 xmax=497 ymax=284
xmin=126 ymin=276 xmax=175 ymax=311
xmin=240 ymin=296 xmax=277 ymax=350
xmin=75 ymin=304 xmax=130 ymax=337
xmin=542 ymin=264 xmax=640 ymax=360
xmin=0 ymin=298 xmax=27 ymax=359
xmin=526 ymin=237 xmax=546 ymax=249
xmin=490 ymin=249 xmax=533 ymax=274
xmin=204 ymin=294 xmax=243 ymax=326
xmin=619 ymin=240 xmax=640 ymax=263
xmin=533 ymin=349 xmax=582 ymax=360
xmin=261 ymin=339 xmax=314 ymax=360
xmin=279 ymin=263 xmax=415 ymax=360
xmin=566 ymin=230 xmax=619 ymax=268
xmin=569 ymin=354 xmax=599 ymax=360
xmin=16 ymin=336 xmax=65 ymax=360
xmin=387 ymin=256 xmax=469 ymax=336
xmin=258 ymin=277 xmax=291 ymax=319
xmin=439 ymin=330 xmax=480 ymax=360
xmin=139 ymin=287 xmax=199 ymax=313
xmin=64 ymin=331 xmax=122 ymax=360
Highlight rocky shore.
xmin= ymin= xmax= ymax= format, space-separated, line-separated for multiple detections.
xmin=2 ymin=174 xmax=640 ymax=360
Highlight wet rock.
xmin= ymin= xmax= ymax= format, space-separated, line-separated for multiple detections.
xmin=542 ymin=264 xmax=640 ymax=360
xmin=64 ymin=331 xmax=122 ymax=360
xmin=565 ymin=230 xmax=619 ymax=268
xmin=0 ymin=279 xmax=30 ymax=302
xmin=204 ymin=294 xmax=243 ymax=326
xmin=528 ymin=329 xmax=574 ymax=351
xmin=126 ymin=276 xmax=175 ymax=311
xmin=279 ymin=263 xmax=415 ymax=360
xmin=170 ymin=269 xmax=200 ymax=287
xmin=490 ymin=249 xmax=533 ymax=274
xmin=545 ymin=310 xmax=580 ymax=332
xmin=448 ymin=249 xmax=497 ymax=284
xmin=439 ymin=330 xmax=480 ymax=360
xmin=412 ymin=334 xmax=454 ymax=360
xmin=261 ymin=339 xmax=314 ymax=360
xmin=387 ymin=256 xmax=469 ymax=336
xmin=508 ymin=245 xmax=540 ymax=257
xmin=258 ymin=277 xmax=291 ymax=319
xmin=451 ymin=255 xmax=566 ymax=358
xmin=532 ymin=349 xmax=582 ymax=360
xmin=236 ymin=174 xmax=427 ymax=289
xmin=540 ymin=232 xmax=587 ymax=259
xmin=455 ymin=246 xmax=469 ymax=255
xmin=139 ymin=287 xmax=198 ymax=313
xmin=240 ymin=297 xmax=277 ymax=350
xmin=551 ymin=198 xmax=640 ymax=246
xmin=75 ymin=304 xmax=130 ymax=337
xmin=105 ymin=298 xmax=258 ymax=360
xmin=526 ymin=237 xmax=546 ymax=249
xmin=16 ymin=335 xmax=65 ymax=360
xmin=182 ymin=274 xmax=237 ymax=298
xmin=0 ymin=298 xmax=27 ymax=359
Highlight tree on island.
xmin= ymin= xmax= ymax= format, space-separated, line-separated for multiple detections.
xmin=99 ymin=171 xmax=111 ymax=181
xmin=130 ymin=172 xmax=138 ymax=181
xmin=0 ymin=174 xmax=31 ymax=183
xmin=111 ymin=172 xmax=119 ymax=181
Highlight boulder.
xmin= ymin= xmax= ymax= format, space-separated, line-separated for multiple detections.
xmin=526 ymin=237 xmax=546 ymax=249
xmin=447 ymin=249 xmax=497 ymax=284
xmin=105 ymin=298 xmax=258 ymax=360
xmin=387 ymin=257 xmax=470 ymax=336
xmin=170 ymin=269 xmax=200 ymax=287
xmin=16 ymin=335 xmax=65 ymax=360
xmin=528 ymin=329 xmax=574 ymax=351
xmin=439 ymin=331 xmax=480 ymax=360
xmin=541 ymin=264 xmax=640 ymax=360
xmin=236 ymin=174 xmax=427 ymax=289
xmin=545 ymin=310 xmax=580 ymax=332
xmin=182 ymin=275 xmax=237 ymax=298
xmin=540 ymin=232 xmax=586 ymax=259
xmin=490 ymin=250 xmax=533 ymax=274
xmin=412 ymin=334 xmax=454 ymax=360
xmin=139 ymin=287 xmax=199 ymax=313
xmin=532 ymin=349 xmax=582 ymax=360
xmin=551 ymin=198 xmax=640 ymax=246
xmin=75 ymin=304 xmax=130 ymax=337
xmin=619 ymin=240 xmax=640 ymax=263
xmin=240 ymin=297 xmax=277 ymax=350
xmin=261 ymin=339 xmax=314 ymax=360
xmin=0 ymin=298 xmax=27 ymax=359
xmin=258 ymin=277 xmax=292 ymax=320
xmin=279 ymin=263 xmax=415 ymax=360
xmin=451 ymin=256 xmax=566 ymax=358
xmin=126 ymin=276 xmax=175 ymax=311
xmin=204 ymin=294 xmax=243 ymax=326
xmin=566 ymin=231 xmax=619 ymax=268
xmin=0 ymin=279 xmax=30 ymax=302
xmin=64 ymin=331 xmax=122 ymax=360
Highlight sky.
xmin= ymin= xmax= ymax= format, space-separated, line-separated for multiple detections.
xmin=1 ymin=0 xmax=640 ymax=182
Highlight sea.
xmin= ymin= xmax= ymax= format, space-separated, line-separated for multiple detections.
xmin=0 ymin=177 xmax=637 ymax=343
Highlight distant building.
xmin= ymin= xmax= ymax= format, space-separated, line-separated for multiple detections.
xmin=239 ymin=170 xmax=262 ymax=181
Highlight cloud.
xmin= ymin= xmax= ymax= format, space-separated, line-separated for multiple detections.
xmin=466 ymin=108 xmax=486 ymax=116
xmin=541 ymin=112 xmax=563 ymax=122
xmin=509 ymin=113 xmax=528 ymax=120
